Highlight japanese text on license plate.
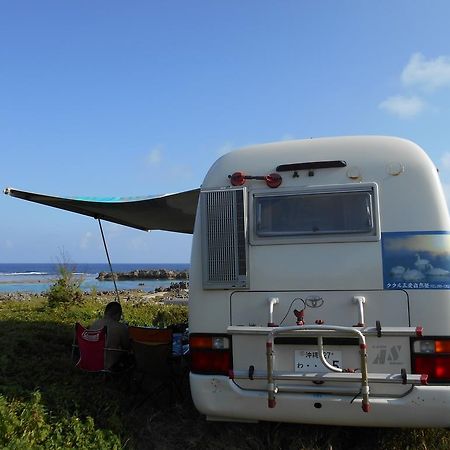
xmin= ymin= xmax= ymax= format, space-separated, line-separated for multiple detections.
xmin=294 ymin=350 xmax=342 ymax=372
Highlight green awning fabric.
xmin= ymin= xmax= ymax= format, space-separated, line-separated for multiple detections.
xmin=4 ymin=187 xmax=200 ymax=234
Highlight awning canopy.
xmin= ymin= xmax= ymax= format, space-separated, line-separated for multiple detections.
xmin=4 ymin=187 xmax=200 ymax=234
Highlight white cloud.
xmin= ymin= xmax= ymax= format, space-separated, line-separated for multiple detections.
xmin=401 ymin=53 xmax=450 ymax=91
xmin=128 ymin=236 xmax=149 ymax=250
xmin=217 ymin=142 xmax=234 ymax=156
xmin=168 ymin=164 xmax=194 ymax=180
xmin=103 ymin=223 xmax=124 ymax=239
xmin=146 ymin=147 xmax=162 ymax=165
xmin=83 ymin=224 xmax=123 ymax=248
xmin=378 ymin=95 xmax=425 ymax=118
xmin=441 ymin=152 xmax=450 ymax=171
xmin=80 ymin=231 xmax=93 ymax=249
xmin=442 ymin=182 xmax=450 ymax=209
xmin=3 ymin=239 xmax=14 ymax=249
xmin=440 ymin=160 xmax=450 ymax=211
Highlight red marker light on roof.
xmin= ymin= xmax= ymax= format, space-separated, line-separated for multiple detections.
xmin=265 ymin=173 xmax=282 ymax=188
xmin=229 ymin=171 xmax=282 ymax=187
xmin=230 ymin=172 xmax=246 ymax=186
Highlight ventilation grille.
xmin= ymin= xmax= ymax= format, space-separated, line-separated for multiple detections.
xmin=201 ymin=188 xmax=248 ymax=289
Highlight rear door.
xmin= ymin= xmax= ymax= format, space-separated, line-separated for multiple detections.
xmin=230 ymin=289 xmax=412 ymax=396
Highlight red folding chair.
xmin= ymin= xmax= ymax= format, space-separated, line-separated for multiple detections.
xmin=74 ymin=323 xmax=107 ymax=372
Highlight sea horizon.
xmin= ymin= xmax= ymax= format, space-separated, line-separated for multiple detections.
xmin=0 ymin=262 xmax=190 ymax=294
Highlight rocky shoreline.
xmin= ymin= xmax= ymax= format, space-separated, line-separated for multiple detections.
xmin=0 ymin=280 xmax=189 ymax=303
xmin=96 ymin=269 xmax=189 ymax=281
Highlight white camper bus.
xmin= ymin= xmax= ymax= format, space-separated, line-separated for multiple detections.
xmin=188 ymin=136 xmax=450 ymax=427
xmin=5 ymin=135 xmax=450 ymax=427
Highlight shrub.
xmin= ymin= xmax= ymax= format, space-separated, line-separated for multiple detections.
xmin=46 ymin=264 xmax=83 ymax=308
xmin=0 ymin=391 xmax=121 ymax=449
xmin=124 ymin=303 xmax=188 ymax=327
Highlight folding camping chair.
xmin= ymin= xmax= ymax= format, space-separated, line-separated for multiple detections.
xmin=72 ymin=323 xmax=131 ymax=376
xmin=73 ymin=323 xmax=107 ymax=372
xmin=128 ymin=326 xmax=173 ymax=345
xmin=129 ymin=327 xmax=181 ymax=408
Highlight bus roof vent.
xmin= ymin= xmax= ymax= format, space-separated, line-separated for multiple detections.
xmin=201 ymin=188 xmax=248 ymax=289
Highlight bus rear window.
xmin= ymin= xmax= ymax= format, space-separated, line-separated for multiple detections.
xmin=255 ymin=190 xmax=375 ymax=237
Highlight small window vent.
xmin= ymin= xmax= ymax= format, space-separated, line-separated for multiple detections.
xmin=201 ymin=188 xmax=248 ymax=289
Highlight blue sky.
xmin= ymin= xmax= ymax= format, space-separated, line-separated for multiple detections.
xmin=2 ymin=1 xmax=450 ymax=263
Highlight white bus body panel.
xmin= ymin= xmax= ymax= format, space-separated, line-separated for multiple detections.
xmin=189 ymin=136 xmax=450 ymax=426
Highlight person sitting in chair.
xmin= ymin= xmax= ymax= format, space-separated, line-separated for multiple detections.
xmin=90 ymin=301 xmax=131 ymax=371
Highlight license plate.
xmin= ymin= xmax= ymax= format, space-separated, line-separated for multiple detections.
xmin=294 ymin=349 xmax=342 ymax=372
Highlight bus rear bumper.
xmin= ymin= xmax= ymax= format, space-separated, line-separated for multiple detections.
xmin=190 ymin=373 xmax=450 ymax=427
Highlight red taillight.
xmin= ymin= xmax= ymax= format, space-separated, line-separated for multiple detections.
xmin=412 ymin=338 xmax=450 ymax=382
xmin=189 ymin=334 xmax=232 ymax=375
xmin=265 ymin=173 xmax=282 ymax=188
xmin=190 ymin=351 xmax=232 ymax=375
xmin=413 ymin=356 xmax=450 ymax=381
xmin=230 ymin=172 xmax=246 ymax=186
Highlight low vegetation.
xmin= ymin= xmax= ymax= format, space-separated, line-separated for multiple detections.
xmin=0 ymin=293 xmax=450 ymax=449
xmin=46 ymin=263 xmax=84 ymax=308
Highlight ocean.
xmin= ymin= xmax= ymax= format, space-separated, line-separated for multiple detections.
xmin=0 ymin=263 xmax=189 ymax=294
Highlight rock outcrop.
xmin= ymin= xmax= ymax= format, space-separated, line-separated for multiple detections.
xmin=96 ymin=269 xmax=189 ymax=281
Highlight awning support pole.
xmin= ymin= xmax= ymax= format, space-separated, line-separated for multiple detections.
xmin=97 ymin=218 xmax=120 ymax=303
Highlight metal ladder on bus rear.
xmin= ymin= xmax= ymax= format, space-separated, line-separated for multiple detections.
xmin=227 ymin=321 xmax=427 ymax=413
xmin=267 ymin=323 xmax=427 ymax=412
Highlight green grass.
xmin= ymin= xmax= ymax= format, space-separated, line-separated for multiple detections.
xmin=1 ymin=295 xmax=450 ymax=449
